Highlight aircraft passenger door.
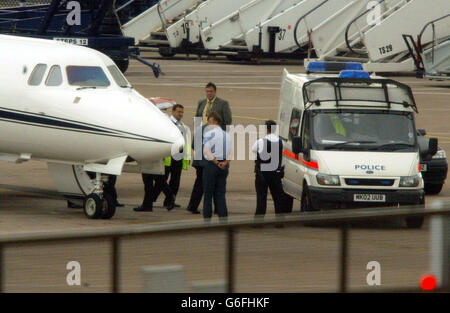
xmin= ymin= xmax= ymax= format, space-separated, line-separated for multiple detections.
xmin=283 ymin=108 xmax=302 ymax=198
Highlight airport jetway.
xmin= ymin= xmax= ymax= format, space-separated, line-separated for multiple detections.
xmin=306 ymin=0 xmax=450 ymax=72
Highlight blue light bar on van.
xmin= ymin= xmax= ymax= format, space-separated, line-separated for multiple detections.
xmin=339 ymin=70 xmax=371 ymax=79
xmin=306 ymin=61 xmax=363 ymax=73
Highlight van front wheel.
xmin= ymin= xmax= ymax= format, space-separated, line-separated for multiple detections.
xmin=301 ymin=185 xmax=316 ymax=212
xmin=405 ymin=217 xmax=424 ymax=229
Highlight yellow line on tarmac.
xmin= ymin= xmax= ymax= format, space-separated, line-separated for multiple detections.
xmin=428 ymin=135 xmax=450 ymax=141
xmin=232 ymin=114 xmax=268 ymax=121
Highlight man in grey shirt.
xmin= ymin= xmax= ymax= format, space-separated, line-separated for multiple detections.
xmin=202 ymin=112 xmax=233 ymax=219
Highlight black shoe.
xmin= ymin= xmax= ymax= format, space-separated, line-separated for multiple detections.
xmin=115 ymin=201 xmax=125 ymax=207
xmin=133 ymin=206 xmax=152 ymax=212
xmin=166 ymin=203 xmax=175 ymax=211
xmin=166 ymin=202 xmax=181 ymax=208
xmin=187 ymin=206 xmax=201 ymax=214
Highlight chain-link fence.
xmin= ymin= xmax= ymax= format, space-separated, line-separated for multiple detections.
xmin=0 ymin=0 xmax=51 ymax=8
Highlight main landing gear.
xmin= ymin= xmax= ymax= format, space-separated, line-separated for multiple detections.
xmin=83 ymin=173 xmax=116 ymax=219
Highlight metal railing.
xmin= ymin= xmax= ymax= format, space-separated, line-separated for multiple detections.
xmin=344 ymin=0 xmax=410 ymax=56
xmin=0 ymin=203 xmax=449 ymax=293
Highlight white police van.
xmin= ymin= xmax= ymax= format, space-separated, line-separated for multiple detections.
xmin=278 ymin=62 xmax=438 ymax=228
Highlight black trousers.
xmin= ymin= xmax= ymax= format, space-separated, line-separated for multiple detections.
xmin=141 ymin=174 xmax=156 ymax=209
xmin=187 ymin=166 xmax=204 ymax=211
xmin=153 ymin=160 xmax=182 ymax=204
xmin=255 ymin=169 xmax=287 ymax=215
xmin=104 ymin=175 xmax=118 ymax=202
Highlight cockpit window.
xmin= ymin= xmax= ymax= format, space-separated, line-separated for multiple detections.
xmin=28 ymin=63 xmax=47 ymax=86
xmin=46 ymin=65 xmax=63 ymax=86
xmin=107 ymin=65 xmax=130 ymax=88
xmin=66 ymin=66 xmax=110 ymax=87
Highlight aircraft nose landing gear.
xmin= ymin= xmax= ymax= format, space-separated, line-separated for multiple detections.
xmin=83 ymin=173 xmax=116 ymax=219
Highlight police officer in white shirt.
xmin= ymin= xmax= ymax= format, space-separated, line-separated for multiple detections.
xmin=251 ymin=120 xmax=287 ymax=216
xmin=202 ymin=112 xmax=233 ymax=219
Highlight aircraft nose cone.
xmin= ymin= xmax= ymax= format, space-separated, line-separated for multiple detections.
xmin=170 ymin=132 xmax=185 ymax=156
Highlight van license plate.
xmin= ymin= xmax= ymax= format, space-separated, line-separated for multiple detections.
xmin=354 ymin=194 xmax=386 ymax=202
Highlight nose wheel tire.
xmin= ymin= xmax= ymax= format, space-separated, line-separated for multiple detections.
xmin=83 ymin=194 xmax=104 ymax=219
xmin=83 ymin=193 xmax=117 ymax=219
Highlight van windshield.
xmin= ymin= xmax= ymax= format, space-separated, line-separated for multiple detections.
xmin=311 ymin=110 xmax=417 ymax=152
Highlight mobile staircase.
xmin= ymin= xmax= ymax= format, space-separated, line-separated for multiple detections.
xmin=305 ymin=0 xmax=450 ymax=72
xmin=121 ymin=0 xmax=205 ymax=56
xmin=201 ymin=0 xmax=347 ymax=59
xmin=403 ymin=14 xmax=450 ymax=80
xmin=200 ymin=0 xmax=304 ymax=52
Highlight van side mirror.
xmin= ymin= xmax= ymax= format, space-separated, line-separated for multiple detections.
xmin=417 ymin=129 xmax=426 ymax=136
xmin=292 ymin=136 xmax=304 ymax=155
xmin=428 ymin=138 xmax=438 ymax=157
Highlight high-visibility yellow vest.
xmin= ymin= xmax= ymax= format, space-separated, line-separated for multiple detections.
xmin=164 ymin=121 xmax=191 ymax=170
xmin=329 ymin=114 xmax=347 ymax=137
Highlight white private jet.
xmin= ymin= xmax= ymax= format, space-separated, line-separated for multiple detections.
xmin=0 ymin=35 xmax=185 ymax=219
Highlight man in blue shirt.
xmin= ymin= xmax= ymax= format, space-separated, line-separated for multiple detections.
xmin=202 ymin=112 xmax=233 ymax=219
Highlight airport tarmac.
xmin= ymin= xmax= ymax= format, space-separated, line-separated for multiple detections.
xmin=0 ymin=53 xmax=448 ymax=292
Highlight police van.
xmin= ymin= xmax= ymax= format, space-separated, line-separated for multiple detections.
xmin=278 ymin=62 xmax=438 ymax=228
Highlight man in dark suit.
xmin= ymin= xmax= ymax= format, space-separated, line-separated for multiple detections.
xmin=186 ymin=124 xmax=207 ymax=214
xmin=195 ymin=82 xmax=232 ymax=130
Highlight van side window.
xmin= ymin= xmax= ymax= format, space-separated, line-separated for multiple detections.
xmin=301 ymin=112 xmax=310 ymax=149
xmin=288 ymin=109 xmax=301 ymax=141
xmin=46 ymin=65 xmax=63 ymax=86
xmin=28 ymin=64 xmax=47 ymax=86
